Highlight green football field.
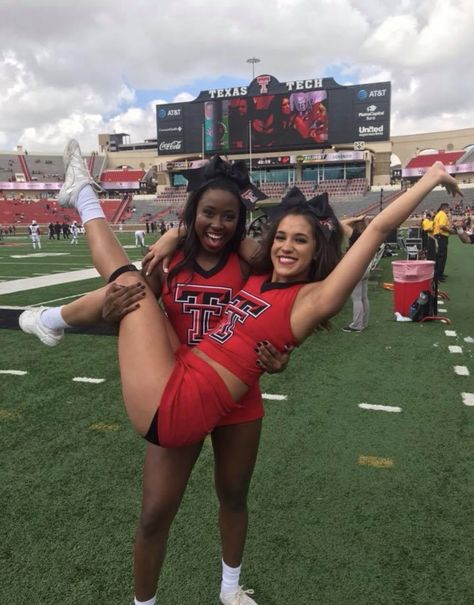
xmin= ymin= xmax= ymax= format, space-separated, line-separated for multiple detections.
xmin=0 ymin=231 xmax=473 ymax=604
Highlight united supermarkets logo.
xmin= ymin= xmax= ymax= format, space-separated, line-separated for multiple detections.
xmin=358 ymin=125 xmax=384 ymax=136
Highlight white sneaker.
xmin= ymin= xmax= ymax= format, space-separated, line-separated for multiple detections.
xmin=58 ymin=139 xmax=96 ymax=208
xmin=19 ymin=307 xmax=64 ymax=347
xmin=220 ymin=586 xmax=258 ymax=605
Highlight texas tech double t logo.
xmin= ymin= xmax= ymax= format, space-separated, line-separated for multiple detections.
xmin=174 ymin=284 xmax=232 ymax=345
xmin=209 ymin=290 xmax=270 ymax=343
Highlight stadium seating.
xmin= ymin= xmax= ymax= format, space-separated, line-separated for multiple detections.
xmin=405 ymin=151 xmax=464 ymax=170
xmin=0 ymin=151 xmax=105 ymax=184
xmin=315 ymin=178 xmax=368 ymax=199
xmin=101 ymin=169 xmax=145 ymax=182
xmin=0 ymin=197 xmax=129 ymax=225
xmin=258 ymin=182 xmax=287 ymax=198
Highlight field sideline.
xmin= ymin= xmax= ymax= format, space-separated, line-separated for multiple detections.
xmin=1 ymin=232 xmax=473 ymax=604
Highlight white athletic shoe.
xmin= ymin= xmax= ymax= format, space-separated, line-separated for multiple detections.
xmin=58 ymin=139 xmax=96 ymax=208
xmin=19 ymin=307 xmax=64 ymax=347
xmin=220 ymin=586 xmax=258 ymax=605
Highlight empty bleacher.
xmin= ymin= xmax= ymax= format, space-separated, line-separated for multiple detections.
xmin=259 ymin=182 xmax=287 ymax=199
xmin=0 ymin=155 xmax=23 ymax=182
xmin=315 ymin=178 xmax=368 ymax=199
xmin=27 ymin=155 xmax=65 ymax=182
xmin=405 ymin=151 xmax=464 ymax=170
xmin=153 ymin=186 xmax=187 ymax=210
xmin=101 ymin=169 xmax=145 ymax=183
xmin=0 ymin=197 xmax=129 ymax=226
xmin=0 ymin=151 xmax=105 ymax=187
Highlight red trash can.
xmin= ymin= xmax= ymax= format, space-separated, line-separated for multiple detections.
xmin=391 ymin=260 xmax=435 ymax=317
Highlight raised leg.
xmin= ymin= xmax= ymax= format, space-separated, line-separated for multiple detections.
xmin=59 ymin=140 xmax=179 ymax=436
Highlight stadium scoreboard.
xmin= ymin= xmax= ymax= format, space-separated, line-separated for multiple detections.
xmin=156 ymin=76 xmax=391 ymax=156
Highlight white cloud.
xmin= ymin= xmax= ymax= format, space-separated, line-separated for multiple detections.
xmin=0 ymin=0 xmax=473 ymax=151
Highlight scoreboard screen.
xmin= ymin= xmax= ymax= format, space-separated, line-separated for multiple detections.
xmin=157 ymin=76 xmax=390 ymax=155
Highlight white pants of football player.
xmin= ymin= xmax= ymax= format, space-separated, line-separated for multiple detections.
xmin=135 ymin=230 xmax=145 ymax=247
xmin=31 ymin=233 xmax=41 ymax=250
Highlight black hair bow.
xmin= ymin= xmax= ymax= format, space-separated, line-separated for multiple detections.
xmin=181 ymin=155 xmax=268 ymax=210
xmin=266 ymin=186 xmax=338 ymax=241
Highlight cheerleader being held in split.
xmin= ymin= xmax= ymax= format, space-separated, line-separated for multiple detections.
xmin=20 ymin=154 xmax=292 ymax=605
xmin=45 ymin=140 xmax=461 ymax=449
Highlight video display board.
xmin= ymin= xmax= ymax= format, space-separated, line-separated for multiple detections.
xmin=156 ymin=76 xmax=390 ymax=155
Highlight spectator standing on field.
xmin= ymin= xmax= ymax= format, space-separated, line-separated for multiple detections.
xmin=340 ymin=216 xmax=370 ymax=333
xmin=433 ymin=202 xmax=451 ymax=281
xmin=134 ymin=229 xmax=145 ymax=247
xmin=28 ymin=220 xmax=41 ymax=250
xmin=70 ymin=221 xmax=79 ymax=245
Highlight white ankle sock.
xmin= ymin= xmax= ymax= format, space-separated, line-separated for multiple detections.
xmin=40 ymin=306 xmax=71 ymax=330
xmin=134 ymin=597 xmax=156 ymax=605
xmin=221 ymin=560 xmax=241 ymax=595
xmin=76 ymin=184 xmax=105 ymax=224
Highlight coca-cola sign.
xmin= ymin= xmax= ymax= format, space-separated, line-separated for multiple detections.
xmin=159 ymin=140 xmax=183 ymax=152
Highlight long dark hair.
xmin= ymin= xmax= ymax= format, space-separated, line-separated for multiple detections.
xmin=167 ymin=177 xmax=247 ymax=288
xmin=252 ymin=205 xmax=343 ymax=282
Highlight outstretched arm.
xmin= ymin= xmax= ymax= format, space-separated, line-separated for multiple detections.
xmin=293 ymin=163 xmax=461 ymax=340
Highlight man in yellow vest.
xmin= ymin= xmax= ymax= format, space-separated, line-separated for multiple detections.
xmin=421 ymin=211 xmax=435 ymax=259
xmin=433 ymin=202 xmax=451 ymax=281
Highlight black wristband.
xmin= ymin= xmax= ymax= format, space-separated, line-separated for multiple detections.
xmin=108 ymin=264 xmax=139 ymax=283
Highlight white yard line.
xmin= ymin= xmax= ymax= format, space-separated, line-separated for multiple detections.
xmin=448 ymin=345 xmax=463 ymax=354
xmin=0 ymin=369 xmax=28 ymax=375
xmin=358 ymin=403 xmax=402 ymax=413
xmin=454 ymin=366 xmax=470 ymax=376
xmin=0 ymin=261 xmax=141 ymax=295
xmin=445 ymin=330 xmax=457 ymax=337
xmin=35 ymin=291 xmax=95 ymax=306
xmin=262 ymin=393 xmax=287 ymax=401
xmin=461 ymin=393 xmax=474 ymax=406
xmin=72 ymin=377 xmax=105 ymax=384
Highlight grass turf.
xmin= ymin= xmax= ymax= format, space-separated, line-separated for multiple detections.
xmin=0 ymin=232 xmax=473 ymax=604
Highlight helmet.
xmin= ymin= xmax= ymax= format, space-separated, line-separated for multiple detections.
xmin=32 ymin=220 xmax=37 ymax=224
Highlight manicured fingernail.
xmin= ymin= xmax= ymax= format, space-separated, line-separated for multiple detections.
xmin=163 ymin=268 xmax=169 ymax=273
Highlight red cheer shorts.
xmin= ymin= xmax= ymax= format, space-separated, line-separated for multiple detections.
xmin=215 ymin=381 xmax=264 ymax=427
xmin=155 ymin=346 xmax=240 ymax=448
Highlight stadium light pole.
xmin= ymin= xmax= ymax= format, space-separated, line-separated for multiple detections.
xmin=246 ymin=57 xmax=260 ymax=80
